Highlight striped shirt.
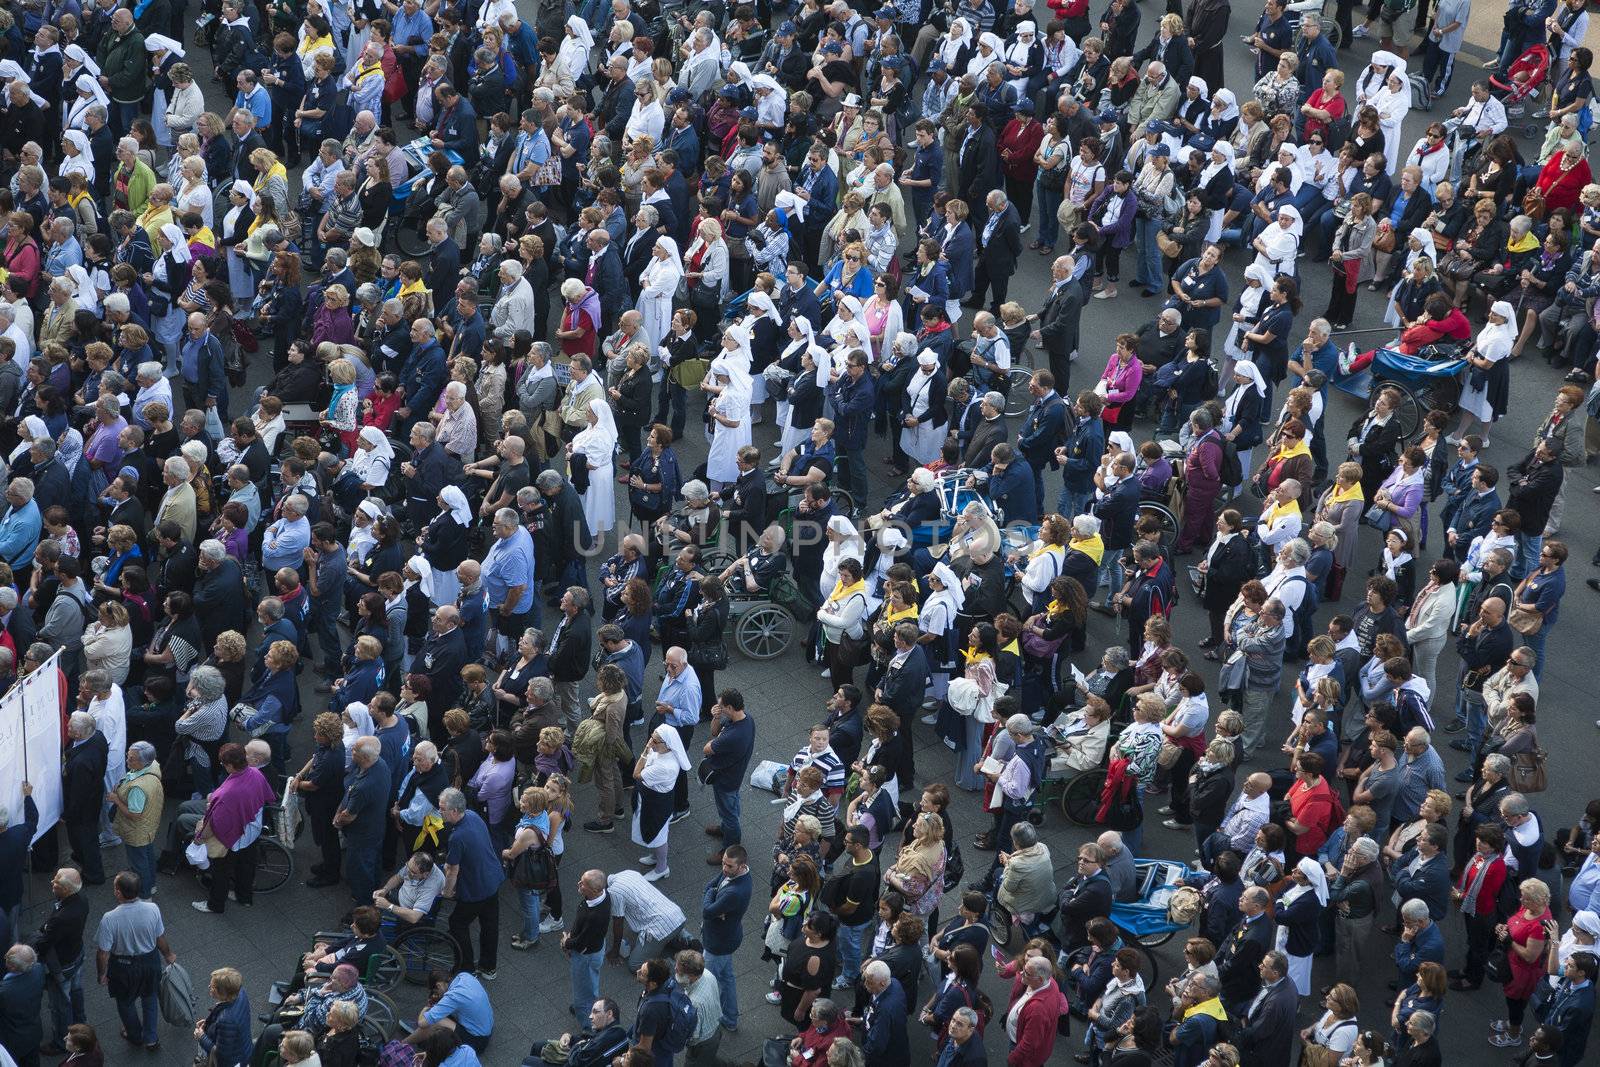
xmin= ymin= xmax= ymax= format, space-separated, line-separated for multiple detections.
xmin=790 ymin=744 xmax=847 ymax=792
xmin=606 ymin=871 xmax=686 ymax=943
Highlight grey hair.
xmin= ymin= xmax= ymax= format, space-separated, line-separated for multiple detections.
xmin=1281 ymin=538 xmax=1311 ymax=565
xmin=951 ymin=1007 xmax=979 ymax=1028
xmin=636 ymin=204 xmax=658 ymax=226
xmin=189 ymin=665 xmax=227 ymax=702
xmin=494 ymin=507 xmax=519 ymax=527
xmin=681 ymin=479 xmax=710 ymax=502
xmin=4 ymin=945 xmax=35 ymax=972
xmin=535 ymin=470 xmax=563 ymax=491
xmin=1072 ymin=514 xmax=1100 ymax=537
xmin=983 ymin=390 xmax=1005 ymax=409
xmin=30 ymin=438 xmax=54 ymax=459
xmin=1010 ymin=822 xmax=1039 ymax=848
xmin=1409 ymin=1010 xmax=1436 ymax=1036
xmin=413 ymin=741 xmax=438 ymax=765
xmin=163 ymin=456 xmax=189 ymax=480
xmin=356 ymin=283 xmax=381 ymax=305
xmin=1482 ymin=753 xmax=1512 ymax=779
xmin=198 ymin=540 xmax=226 ymax=563
xmin=136 ymin=361 xmax=163 ymax=382
xmin=282 ymin=494 xmax=308 ymax=516
xmin=862 ymin=960 xmax=890 ymax=983
xmin=104 ymin=293 xmax=129 ymax=315
xmin=527 ymin=676 xmax=554 ymax=702
xmin=1102 ymin=645 xmax=1130 ymax=668
xmin=1005 ymin=712 xmax=1034 ymax=735
xmin=258 ymin=597 xmax=284 ymax=622
xmin=438 ymin=787 xmax=467 ymax=814
xmin=381 ymin=298 xmax=404 ymax=318
xmin=1348 ymin=836 xmax=1380 ymax=863
xmin=82 ymin=669 xmax=111 ymax=693
xmin=1400 ymin=898 xmax=1430 ymax=922
xmin=411 ymin=423 xmax=435 ymax=443
xmin=129 ymin=740 xmax=158 ymax=766
xmin=1501 ymin=793 xmax=1530 ymax=819
xmin=67 ymin=711 xmax=97 ymax=737
xmin=7 ymin=479 xmax=31 ymax=503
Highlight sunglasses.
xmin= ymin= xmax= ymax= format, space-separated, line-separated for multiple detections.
xmin=1309 ymin=138 xmax=1324 ymax=145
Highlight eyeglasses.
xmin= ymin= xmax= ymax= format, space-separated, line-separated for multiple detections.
xmin=1309 ymin=138 xmax=1324 ymax=145
xmin=846 ymin=255 xmax=861 ymax=261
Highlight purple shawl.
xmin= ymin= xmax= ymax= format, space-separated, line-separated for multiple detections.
xmin=201 ymin=766 xmax=278 ymax=848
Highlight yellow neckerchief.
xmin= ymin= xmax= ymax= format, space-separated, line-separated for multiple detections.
xmin=1070 ymin=533 xmax=1104 ymax=566
xmin=1270 ymin=438 xmax=1311 ymax=463
xmin=1047 ymin=599 xmax=1070 ymax=617
xmin=246 ymin=213 xmax=265 ymax=236
xmin=1328 ymin=481 xmax=1364 ymax=505
xmin=961 ymin=646 xmax=992 ymax=664
xmin=1262 ymin=498 xmax=1302 ymax=526
xmin=1507 ymin=231 xmax=1540 ymax=255
xmin=138 ymin=203 xmax=169 ymax=226
xmin=253 ymin=161 xmax=287 ymax=192
xmin=67 ymin=189 xmax=90 ymax=211
xmin=190 ymin=226 xmax=216 ymax=249
xmin=299 ymin=33 xmax=333 ymax=57
xmin=1183 ymin=997 xmax=1228 ymax=1022
xmin=399 ymin=277 xmax=427 ymax=298
xmin=1001 ymin=638 xmax=1020 ymax=658
xmin=883 ymin=605 xmax=918 ymax=626
xmin=1030 ymin=540 xmax=1065 ymax=561
xmin=827 ymin=576 xmax=866 ymax=605
xmin=353 ymin=60 xmax=383 ymax=84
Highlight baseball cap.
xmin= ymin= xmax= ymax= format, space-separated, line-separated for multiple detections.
xmin=778 ymin=20 xmax=797 ymax=35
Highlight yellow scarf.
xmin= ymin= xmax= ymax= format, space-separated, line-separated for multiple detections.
xmin=399 ymin=277 xmax=428 ymax=298
xmin=883 ymin=605 xmax=918 ymax=626
xmin=1070 ymin=533 xmax=1104 ymax=566
xmin=1269 ymin=438 xmax=1311 ymax=464
xmin=961 ymin=647 xmax=992 ymax=665
xmin=1327 ymin=481 xmax=1364 ymax=506
xmin=299 ymin=33 xmax=333 ymax=56
xmin=1047 ymin=599 xmax=1070 ymax=617
xmin=1001 ymin=638 xmax=1020 ymax=658
xmin=253 ymin=162 xmax=288 ymax=192
xmin=1030 ymin=541 xmax=1064 ymax=561
xmin=1507 ymin=231 xmax=1540 ymax=256
xmin=1262 ymin=498 xmax=1301 ymax=527
xmin=827 ymin=577 xmax=866 ymax=605
xmin=190 ymin=226 xmax=216 ymax=250
xmin=1183 ymin=997 xmax=1228 ymax=1023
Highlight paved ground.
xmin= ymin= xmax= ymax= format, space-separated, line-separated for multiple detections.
xmin=24 ymin=9 xmax=1600 ymax=1067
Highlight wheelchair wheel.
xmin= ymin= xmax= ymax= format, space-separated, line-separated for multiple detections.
xmin=701 ymin=549 xmax=736 ymax=574
xmin=1002 ymin=367 xmax=1034 ymax=418
xmin=1385 ymin=381 xmax=1425 ymax=441
xmin=393 ymin=218 xmax=433 ymax=259
xmin=359 ymin=990 xmax=398 ymax=1042
xmin=829 ymin=487 xmax=855 ymax=516
xmin=735 ymin=603 xmax=794 ymax=659
xmin=364 ymin=947 xmax=404 ymax=993
xmin=391 ymin=924 xmax=463 ymax=985
xmin=1136 ymin=501 xmax=1178 ymax=550
xmin=985 ymin=898 xmax=1014 ymax=948
xmin=253 ymin=837 xmax=293 ymax=894
xmin=1060 ymin=769 xmax=1107 ymax=826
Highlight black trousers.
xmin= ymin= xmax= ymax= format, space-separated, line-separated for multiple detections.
xmin=65 ymin=818 xmax=103 ymax=884
xmin=1460 ymin=910 xmax=1497 ymax=983
xmin=970 ymin=263 xmax=1012 ymax=313
xmin=448 ymin=892 xmax=500 ymax=973
xmin=308 ymin=804 xmax=342 ymax=878
xmin=206 ymin=839 xmax=260 ymax=910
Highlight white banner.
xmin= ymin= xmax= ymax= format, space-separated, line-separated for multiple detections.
xmin=0 ymin=651 xmax=65 ymax=843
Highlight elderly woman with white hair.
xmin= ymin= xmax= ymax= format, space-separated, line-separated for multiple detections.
xmin=556 ymin=276 xmax=602 ymax=360
xmin=491 ymin=259 xmax=538 ymax=338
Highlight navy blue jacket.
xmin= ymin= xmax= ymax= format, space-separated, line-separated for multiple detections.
xmin=987 ymin=459 xmax=1038 ymax=524
xmin=434 ymin=97 xmax=480 ymax=165
xmin=827 ymin=371 xmax=877 ymax=452
xmin=400 ymin=339 xmax=447 ymax=412
xmin=0 ymin=961 xmax=44 ymax=1059
xmin=199 ymin=990 xmax=253 ymax=1067
xmin=0 ymin=797 xmax=36 ymax=910
xmin=1094 ymin=477 xmax=1142 ymax=550
xmin=700 ymin=870 xmax=753 ymax=954
xmin=862 ymin=977 xmax=910 ymax=1067
xmin=1016 ymin=392 xmax=1067 ymax=472
xmin=1060 ymin=413 xmax=1104 ymax=492
xmin=942 ymin=222 xmax=975 ymax=297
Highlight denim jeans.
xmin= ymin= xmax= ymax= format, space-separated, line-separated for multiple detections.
xmin=1133 ymin=218 xmax=1163 ymax=292
xmin=713 ymin=787 xmax=741 ymax=847
xmin=840 ymin=447 xmax=868 ymax=508
xmin=45 ymin=955 xmax=85 ymax=1046
xmin=1036 ymin=180 xmax=1064 ymax=249
xmin=115 ymin=986 xmax=159 ymax=1046
xmin=836 ymin=920 xmax=867 ymax=983
xmin=1462 ymin=691 xmax=1489 ymax=749
xmin=1096 ymin=553 xmax=1124 ymax=606
xmin=569 ymin=947 xmax=604 ymax=1019
xmin=110 ymin=99 xmax=139 ymax=138
xmin=1057 ymin=488 xmax=1091 ymax=521
xmin=1518 ymin=535 xmax=1542 ymax=582
xmin=517 ymin=887 xmax=543 ymax=942
xmin=310 ymin=593 xmax=342 ymax=674
xmin=344 ymin=841 xmax=381 ymax=904
xmin=702 ymin=951 xmax=739 ymax=1028
xmin=1522 ymin=627 xmax=1548 ymax=679
xmin=124 ymin=841 xmax=157 ymax=900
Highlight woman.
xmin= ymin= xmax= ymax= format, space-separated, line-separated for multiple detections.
xmin=1512 ymin=538 xmax=1565 ymax=676
xmin=919 ymin=942 xmax=981 ymax=1046
xmin=1253 ymin=205 xmax=1303 ymax=279
xmin=568 ymin=398 xmax=618 ymax=538
xmin=818 ymin=558 xmax=869 ymax=692
xmin=629 ymin=726 xmax=688 ymax=883
xmin=1494 ymin=877 xmax=1555 ymax=1048
xmin=704 ymin=342 xmax=753 ymax=491
xmin=885 ymin=811 xmax=947 ymax=927
xmin=83 ymin=601 xmax=133 ymax=686
xmin=686 ymin=577 xmax=730 ymax=719
xmin=1326 ymin=192 xmax=1376 ymax=330
xmin=637 ymin=235 xmax=683 ymax=355
xmin=1032 ymin=113 xmax=1073 ymax=253
xmin=1098 ymin=334 xmax=1144 ymax=430
xmin=1300 ymin=983 xmax=1361 ymax=1063
xmin=1314 ymin=462 xmax=1366 ymax=601
xmin=195 ymin=968 xmax=252 ymax=1067
xmin=777 ymin=911 xmax=838 ymax=1028
xmin=1253 ymin=51 xmax=1301 ymax=118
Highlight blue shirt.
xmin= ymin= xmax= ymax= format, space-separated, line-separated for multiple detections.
xmin=0 ymin=499 xmax=40 ymax=568
xmin=374 ymin=720 xmax=412 ymax=795
xmin=422 ymin=971 xmax=494 ymax=1037
xmin=445 ymin=809 xmax=506 ymax=903
xmin=44 ymin=237 xmax=82 ymax=276
xmin=391 ymin=6 xmax=434 ymax=48
xmin=482 ymin=527 xmax=535 ymax=613
xmin=339 ymin=759 xmax=392 ymax=846
xmin=658 ymin=666 xmax=702 ymax=728
xmin=234 ymin=86 xmax=271 ymax=129
xmin=261 ymin=514 xmax=310 ymax=572
xmin=1570 ymin=853 xmax=1600 ymax=914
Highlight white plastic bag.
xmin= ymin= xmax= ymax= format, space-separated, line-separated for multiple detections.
xmin=184 ymin=840 xmax=210 ymax=871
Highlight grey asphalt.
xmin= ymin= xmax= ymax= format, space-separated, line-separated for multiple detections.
xmin=25 ymin=11 xmax=1600 ymax=1067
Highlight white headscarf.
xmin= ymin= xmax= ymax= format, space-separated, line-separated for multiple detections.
xmin=406 ymin=555 xmax=435 ymax=598
xmin=65 ymin=264 xmax=98 ymax=312
xmin=652 ymin=722 xmax=691 ymax=771
xmin=1212 ymin=88 xmax=1239 ymax=123
xmin=348 ymin=498 xmax=385 ymax=557
xmin=1200 ymin=141 xmax=1235 ymax=186
xmin=925 ymin=560 xmax=967 ymax=618
xmin=721 ymin=322 xmax=754 ymax=373
xmin=145 ymin=34 xmax=186 ymax=58
xmin=1274 ymin=205 xmax=1304 ymax=241
xmin=438 ymin=485 xmax=471 ymax=526
xmin=9 ymin=415 xmax=46 ymax=463
xmin=1477 ymin=300 xmax=1518 ymax=359
xmin=1188 ymin=76 xmax=1209 ymax=100
xmin=746 ymin=290 xmax=779 ymax=321
xmin=939 ymin=18 xmax=971 ymax=67
xmin=1225 ymin=360 xmax=1268 ymax=421
xmin=64 ymin=44 xmax=101 ymax=78
xmin=342 ymin=702 xmax=375 ymax=754
xmin=582 ymin=396 xmax=619 ymax=455
xmin=1293 ymin=856 xmax=1331 ymax=906
xmin=358 ymin=424 xmax=394 ymax=465
xmin=160 ymin=223 xmax=192 ymax=264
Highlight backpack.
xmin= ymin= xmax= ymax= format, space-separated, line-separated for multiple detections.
xmin=655 ymin=984 xmax=698 ymax=1054
xmin=1217 ymin=437 xmax=1244 ymax=488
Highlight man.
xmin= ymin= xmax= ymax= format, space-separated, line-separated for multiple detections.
xmin=398 ymin=324 xmax=449 ymax=436
xmin=1214 ymin=887 xmax=1276 ymax=1015
xmin=420 ymin=606 xmax=468 ymax=739
xmin=822 ymin=827 xmax=878 ymax=988
xmin=700 ymin=846 xmax=751 ymax=1034
xmin=1058 ymin=842 xmax=1113 ymax=949
xmin=429 ymin=83 xmax=480 ymax=167
xmin=334 ymin=736 xmax=392 ymax=905
xmin=94 ymin=870 xmax=176 ymax=1052
xmin=548 ymin=587 xmax=593 ymax=736
xmin=1015 ymin=369 xmax=1066 ymax=507
xmin=423 ymin=218 xmax=461 ymax=314
xmin=584 ymin=230 xmax=627 ymax=333
xmin=439 ymin=787 xmax=503 ymax=980
xmin=1004 ymin=955 xmax=1068 ymax=1067
xmin=1392 ymin=726 xmax=1446 ymax=824
xmin=957 ymin=105 xmax=1000 ymax=228
xmin=631 ymin=957 xmax=691 ymax=1067
xmin=94 ymin=9 xmax=144 ymax=135
xmin=825 ymin=350 xmax=876 ymax=511
xmin=675 ymin=950 xmax=723 ymax=1067
xmin=1392 ymin=823 xmax=1452 ymax=923
xmin=1444 ymin=458 xmax=1500 ymax=563
xmin=483 ymin=507 xmax=539 ymax=655
xmin=970 ymin=190 xmax=1022 ymax=315
xmin=962 ymin=391 xmax=1009 ymax=470
xmin=1447 ymin=81 xmax=1509 ymax=183
xmin=1536 ymin=951 xmax=1596 ymax=1066
xmin=1506 ymin=438 xmax=1563 ymax=579
xmin=0 ymin=782 xmax=37 ymax=935
xmin=1126 ymin=59 xmax=1180 ymax=131
xmin=605 ymin=869 xmax=687 ymax=968
xmin=418 ymin=968 xmax=494 ymax=1051
xmin=1096 ymin=831 xmax=1139 ymax=903
xmin=0 ymin=944 xmax=45 ymax=1067
xmin=856 ymin=960 xmax=908 ymax=1067
xmin=1234 ymin=950 xmax=1297 ymax=1066
xmin=1393 ymin=896 xmax=1446 ymax=989
xmin=28 ymin=868 xmax=88 ymax=1056
xmin=564 ymin=872 xmax=613 ymax=1021
xmin=702 ymin=689 xmax=755 ymax=865
xmin=649 ymin=647 xmax=700 ymax=821
xmin=61 ymin=713 xmax=108 ymax=885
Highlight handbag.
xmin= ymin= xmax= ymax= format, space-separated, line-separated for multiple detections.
xmin=1020 ymin=630 xmax=1066 ymax=659
xmin=690 ymin=637 xmax=729 ymax=671
xmin=1156 ymin=740 xmax=1183 ymax=768
xmin=1509 ymin=747 xmax=1549 ymax=792
xmin=1523 ymin=186 xmax=1548 ymax=221
xmin=1363 ymin=504 xmax=1395 ymax=532
xmin=1486 ymin=938 xmax=1513 ymax=984
xmin=1372 ymin=225 xmax=1397 ymax=254
xmin=1509 ymin=605 xmax=1544 ymax=635
xmin=508 ymin=844 xmax=554 ymax=889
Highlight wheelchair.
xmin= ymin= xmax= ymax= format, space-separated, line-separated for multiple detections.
xmin=724 ymin=570 xmax=807 ymax=661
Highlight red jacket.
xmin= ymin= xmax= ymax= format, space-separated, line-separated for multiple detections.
xmin=998 ymin=118 xmax=1046 ymax=183
xmin=1287 ymin=777 xmax=1339 ymax=855
xmin=1535 ymin=151 xmax=1594 ymax=215
xmin=1006 ymin=975 xmax=1070 ymax=1067
xmin=1397 ymin=307 xmax=1471 ymax=354
xmin=1456 ymin=852 xmax=1508 ymax=917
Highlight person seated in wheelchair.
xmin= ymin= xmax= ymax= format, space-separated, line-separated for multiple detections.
xmin=1044 ymin=694 xmax=1113 ymax=776
xmin=283 ymin=905 xmax=388 ymax=999
xmin=965 ymin=311 xmax=1013 ymax=392
xmin=866 ymin=467 xmax=943 ymax=534
xmin=599 ymin=534 xmax=650 ymax=620
xmin=995 ymin=821 xmax=1059 ymax=928
xmin=254 ymin=964 xmax=368 ymax=1064
xmin=529 ymin=997 xmax=630 ymax=1067
xmin=373 ymin=851 xmax=448 ymax=931
xmin=652 ymin=480 xmax=721 ymax=562
xmin=1136 ymin=441 xmax=1175 ymax=501
xmin=970 ymin=444 xmax=1038 ymax=526
xmin=770 ymin=418 xmax=836 ymax=509
xmin=718 ymin=524 xmax=788 ymax=595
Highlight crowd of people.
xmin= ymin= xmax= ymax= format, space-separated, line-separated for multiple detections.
xmin=0 ymin=0 xmax=1595 ymax=1065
